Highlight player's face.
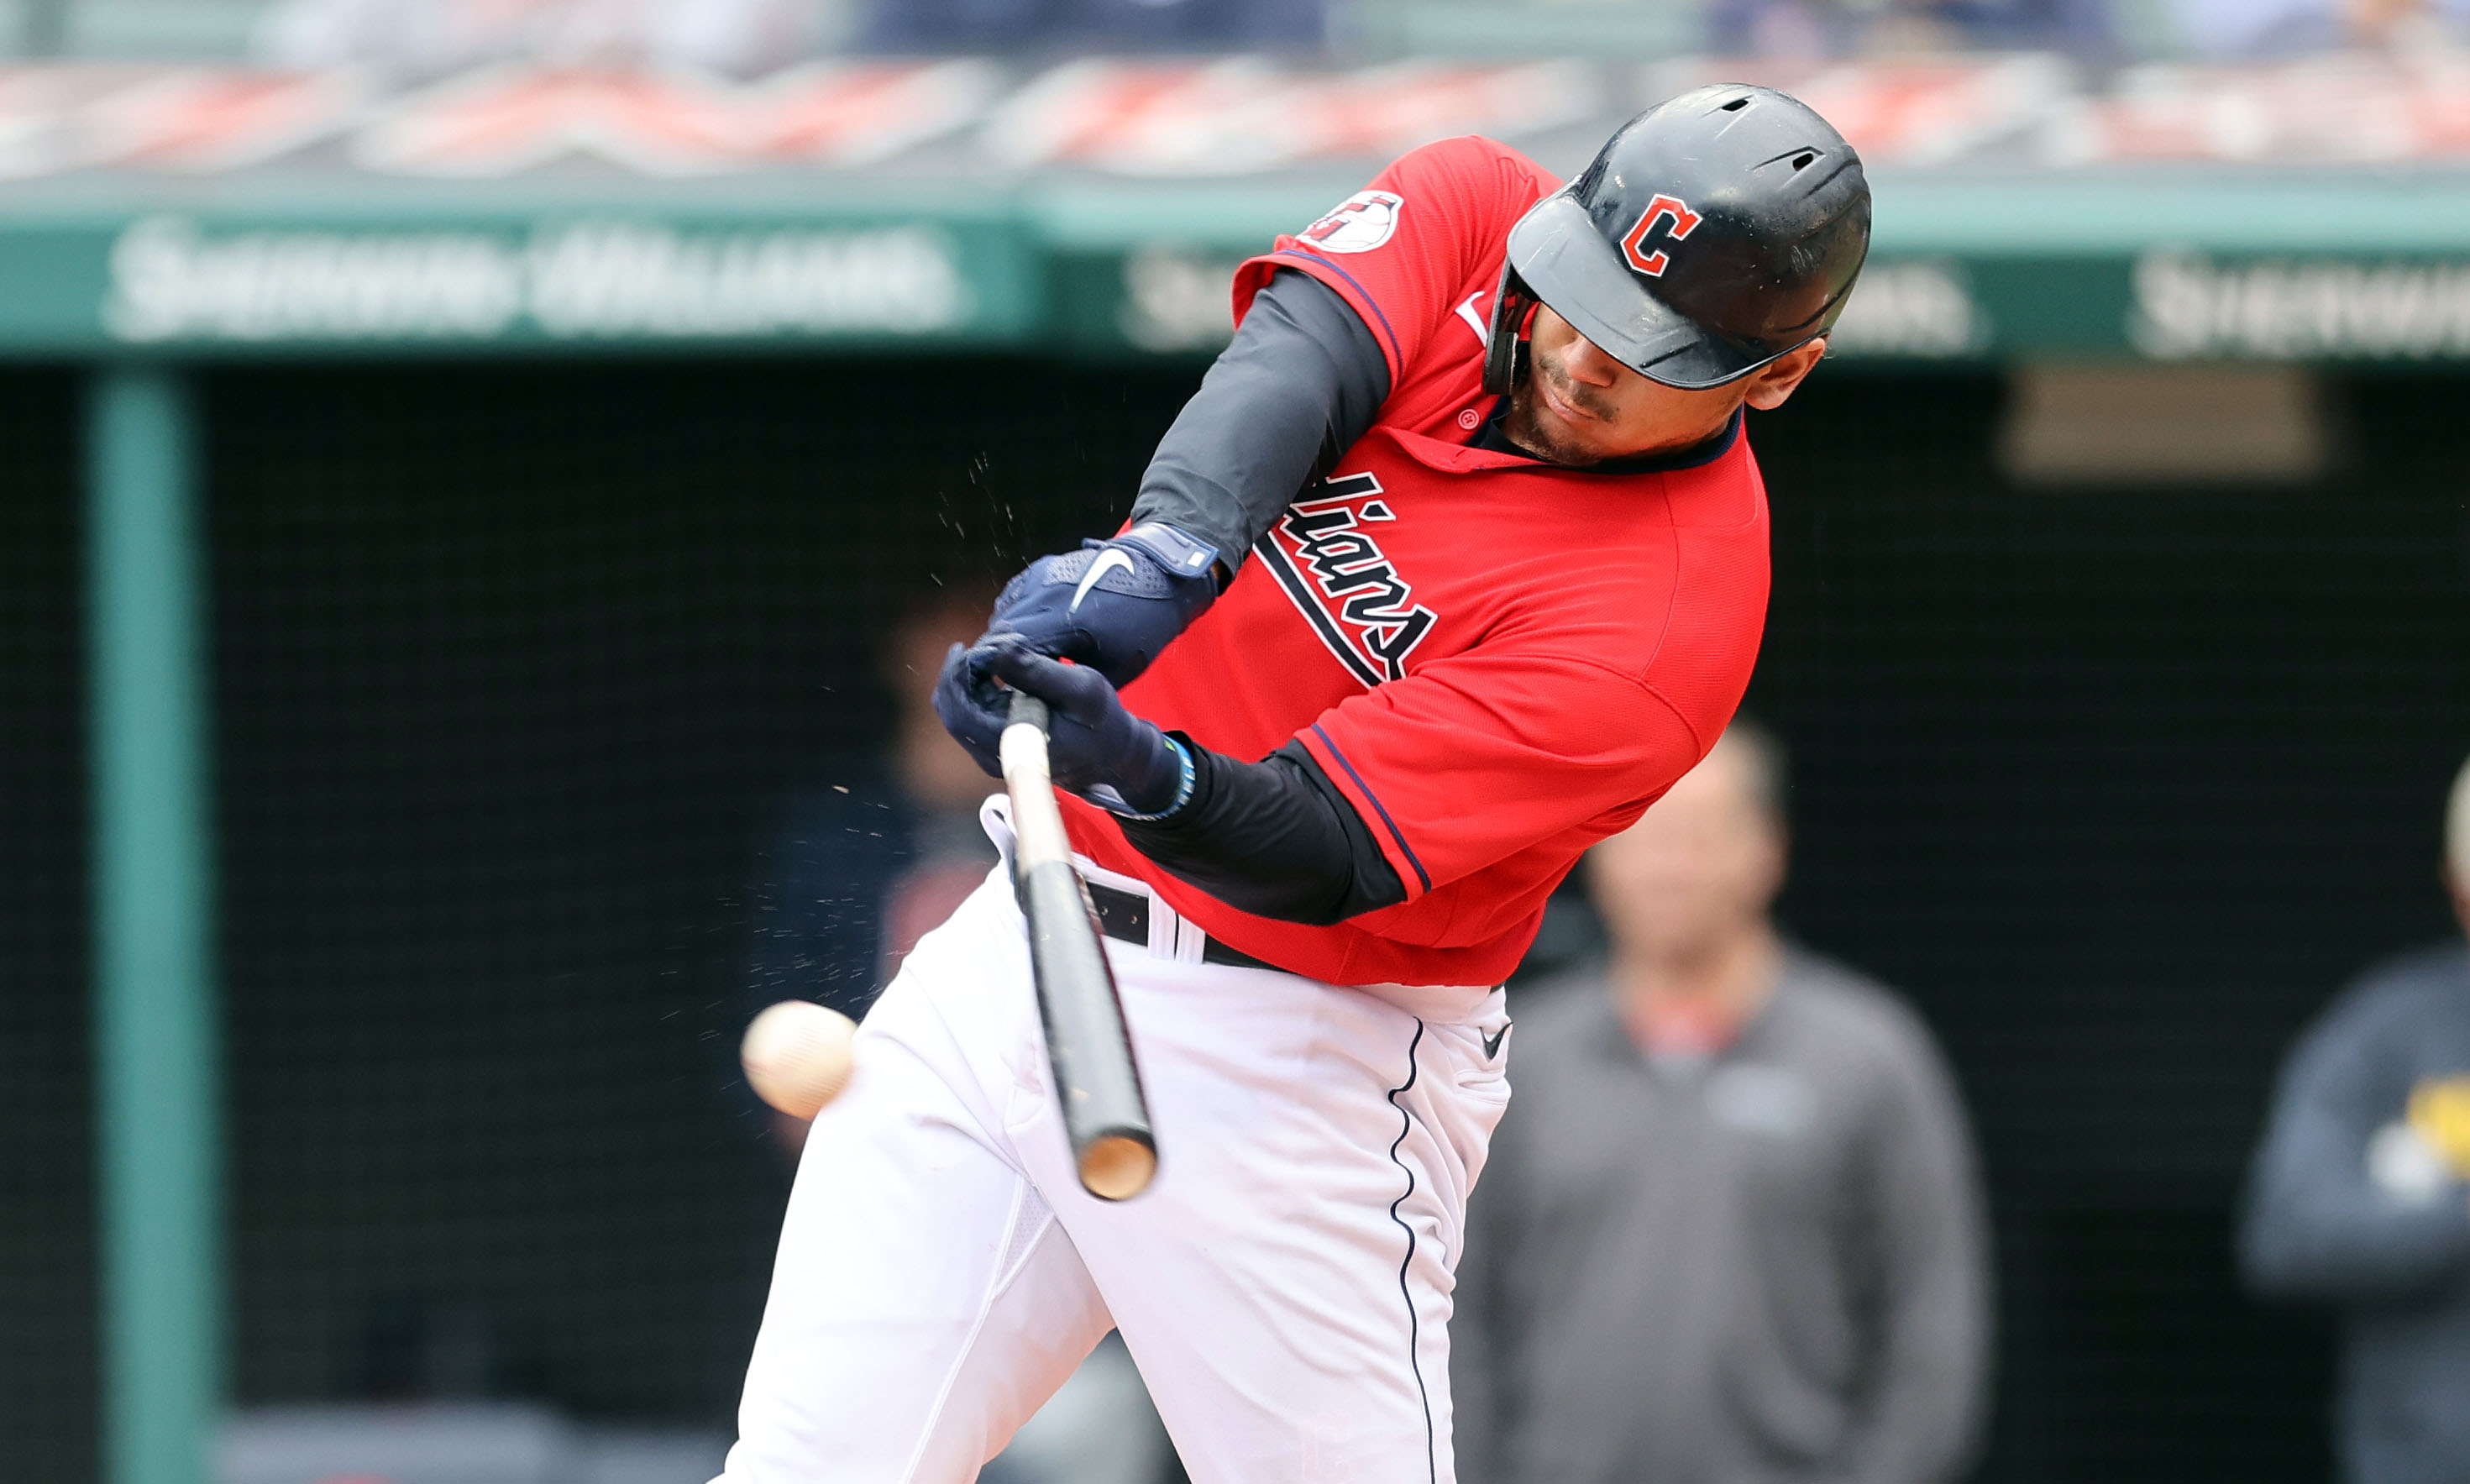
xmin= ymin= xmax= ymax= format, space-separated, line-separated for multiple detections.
xmin=1587 ymin=742 xmax=1786 ymax=962
xmin=1506 ymin=306 xmax=1825 ymax=467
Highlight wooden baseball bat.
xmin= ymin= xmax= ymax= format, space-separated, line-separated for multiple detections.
xmin=1000 ymin=690 xmax=1158 ymax=1201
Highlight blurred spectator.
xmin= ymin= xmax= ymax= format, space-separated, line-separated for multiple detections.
xmin=2168 ymin=0 xmax=2470 ymax=55
xmin=255 ymin=0 xmax=841 ymax=76
xmin=2239 ymin=754 xmax=2470 ymax=1484
xmin=742 ymin=581 xmax=1000 ymax=1152
xmin=856 ymin=0 xmax=1325 ymax=54
xmin=1708 ymin=0 xmax=2114 ymax=56
xmin=737 ymin=580 xmax=1177 ymax=1484
xmin=1453 ymin=721 xmax=1990 ymax=1484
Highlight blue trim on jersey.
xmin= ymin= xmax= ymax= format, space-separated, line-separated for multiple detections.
xmin=1311 ymin=722 xmax=1433 ymax=895
xmin=1273 ymin=248 xmax=1403 ymax=371
xmin=1384 ymin=1018 xmax=1439 ymax=1484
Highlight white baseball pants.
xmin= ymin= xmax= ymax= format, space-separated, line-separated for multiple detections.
xmin=715 ymin=827 xmax=1511 ymax=1484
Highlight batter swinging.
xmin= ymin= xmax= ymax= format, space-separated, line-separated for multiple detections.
xmin=717 ymin=85 xmax=1871 ymax=1484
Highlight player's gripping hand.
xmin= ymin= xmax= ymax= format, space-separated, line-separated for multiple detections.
xmin=986 ymin=522 xmax=1220 ymax=689
xmin=933 ymin=638 xmax=1193 ymax=820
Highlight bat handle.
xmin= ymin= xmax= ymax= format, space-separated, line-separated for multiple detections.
xmin=999 ymin=692 xmax=1069 ymax=872
xmin=1005 ymin=688 xmax=1051 ymax=736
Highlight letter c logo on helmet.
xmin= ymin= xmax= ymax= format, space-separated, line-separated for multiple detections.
xmin=1619 ymin=194 xmax=1703 ymax=278
xmin=1481 ymin=85 xmax=1873 ymax=394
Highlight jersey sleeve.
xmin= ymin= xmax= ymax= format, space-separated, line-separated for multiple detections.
xmin=1293 ymin=649 xmax=1708 ymax=902
xmin=1230 ymin=135 xmax=1560 ymax=389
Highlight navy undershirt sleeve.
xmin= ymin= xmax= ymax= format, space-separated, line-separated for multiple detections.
xmin=1120 ymin=737 xmax=1407 ymax=926
xmin=1114 ymin=267 xmax=1401 ymax=924
xmin=1127 ymin=269 xmax=1392 ymax=579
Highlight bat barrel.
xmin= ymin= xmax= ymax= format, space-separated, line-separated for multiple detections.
xmin=1015 ymin=857 xmax=1156 ymax=1198
xmin=1001 ymin=689 xmax=1158 ymax=1201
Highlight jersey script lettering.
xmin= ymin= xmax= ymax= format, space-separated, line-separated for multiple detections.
xmin=1252 ymin=473 xmax=1438 ymax=686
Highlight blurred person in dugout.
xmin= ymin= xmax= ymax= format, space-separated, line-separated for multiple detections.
xmin=742 ymin=581 xmax=1004 ymax=1153
xmin=2241 ymin=755 xmax=2470 ymax=1484
xmin=1452 ymin=720 xmax=1991 ymax=1484
xmin=738 ymin=580 xmax=1174 ymax=1484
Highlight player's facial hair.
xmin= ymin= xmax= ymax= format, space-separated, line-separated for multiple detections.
xmin=1502 ymin=345 xmax=1615 ymax=467
xmin=1506 ymin=328 xmax=1756 ymax=467
xmin=1530 ymin=338 xmax=1619 ymax=422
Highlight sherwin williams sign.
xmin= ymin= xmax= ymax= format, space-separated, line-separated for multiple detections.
xmin=2131 ymin=251 xmax=2470 ymax=360
xmin=103 ymin=215 xmax=998 ymax=345
xmin=0 ymin=179 xmax=2465 ymax=360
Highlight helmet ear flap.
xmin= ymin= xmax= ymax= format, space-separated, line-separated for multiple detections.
xmin=1481 ymin=265 xmax=1537 ymax=396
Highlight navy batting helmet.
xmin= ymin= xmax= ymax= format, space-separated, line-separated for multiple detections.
xmin=1482 ymin=84 xmax=1872 ymax=394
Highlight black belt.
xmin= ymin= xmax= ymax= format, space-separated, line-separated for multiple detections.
xmin=1086 ymin=882 xmax=1277 ymax=973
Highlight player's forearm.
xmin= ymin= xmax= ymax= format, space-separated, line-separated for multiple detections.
xmin=1830 ymin=1302 xmax=1988 ymax=1484
xmin=2241 ymin=1096 xmax=2470 ymax=1299
xmin=1833 ymin=1089 xmax=1991 ymax=1484
xmin=1129 ymin=270 xmax=1389 ymax=579
xmin=2241 ymin=1177 xmax=2470 ymax=1299
xmin=937 ymin=642 xmax=1405 ymax=922
xmin=1120 ymin=738 xmax=1405 ymax=926
xmin=1831 ymin=1391 xmax=1980 ymax=1484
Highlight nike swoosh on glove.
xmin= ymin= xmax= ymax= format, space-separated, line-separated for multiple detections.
xmin=986 ymin=522 xmax=1219 ymax=689
xmin=931 ymin=638 xmax=1190 ymax=819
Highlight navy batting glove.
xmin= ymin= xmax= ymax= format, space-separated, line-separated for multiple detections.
xmin=978 ymin=641 xmax=1193 ymax=819
xmin=987 ymin=522 xmax=1220 ymax=689
xmin=933 ymin=641 xmax=1010 ymax=780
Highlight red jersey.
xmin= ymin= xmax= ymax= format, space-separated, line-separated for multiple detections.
xmin=1057 ymin=135 xmax=1771 ymax=988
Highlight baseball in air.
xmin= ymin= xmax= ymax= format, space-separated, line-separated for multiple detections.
xmin=741 ymin=1000 xmax=857 ymax=1120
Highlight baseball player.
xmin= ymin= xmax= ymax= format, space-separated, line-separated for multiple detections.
xmin=717 ymin=85 xmax=1870 ymax=1483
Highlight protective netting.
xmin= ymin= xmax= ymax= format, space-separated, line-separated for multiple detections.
xmin=6 ymin=359 xmax=2466 ymax=1479
xmin=204 ymin=360 xmax=1192 ymax=1423
xmin=0 ymin=370 xmax=96 ymax=1481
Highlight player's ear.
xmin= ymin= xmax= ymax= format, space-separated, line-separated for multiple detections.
xmin=1743 ymin=338 xmax=1827 ymax=412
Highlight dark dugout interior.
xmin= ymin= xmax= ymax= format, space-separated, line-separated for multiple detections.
xmin=3 ymin=357 xmax=2466 ymax=1479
